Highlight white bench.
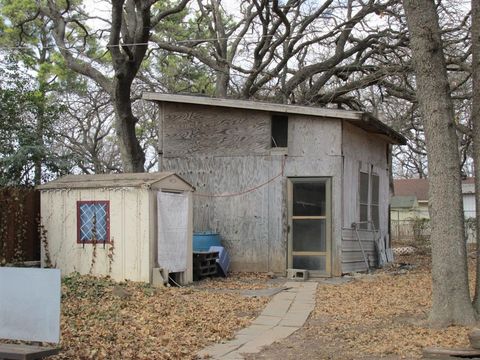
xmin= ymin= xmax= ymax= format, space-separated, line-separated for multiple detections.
xmin=0 ymin=268 xmax=61 ymax=360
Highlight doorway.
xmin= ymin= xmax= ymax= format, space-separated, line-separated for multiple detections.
xmin=287 ymin=178 xmax=331 ymax=276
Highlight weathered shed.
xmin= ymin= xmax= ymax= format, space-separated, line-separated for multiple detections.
xmin=37 ymin=172 xmax=194 ymax=284
xmin=143 ymin=93 xmax=407 ymax=276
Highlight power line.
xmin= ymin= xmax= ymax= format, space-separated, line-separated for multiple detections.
xmin=0 ymin=30 xmax=330 ymax=52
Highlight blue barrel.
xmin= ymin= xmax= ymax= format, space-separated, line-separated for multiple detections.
xmin=193 ymin=232 xmax=221 ymax=252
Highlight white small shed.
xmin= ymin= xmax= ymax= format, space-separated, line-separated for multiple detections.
xmin=37 ymin=172 xmax=194 ymax=284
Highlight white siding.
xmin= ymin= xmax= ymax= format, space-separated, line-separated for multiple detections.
xmin=40 ymin=188 xmax=152 ymax=282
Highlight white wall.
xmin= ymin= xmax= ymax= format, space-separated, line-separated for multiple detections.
xmin=40 ymin=188 xmax=152 ymax=282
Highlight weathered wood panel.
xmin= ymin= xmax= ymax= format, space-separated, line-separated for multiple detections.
xmin=162 ymin=157 xmax=216 ymax=231
xmin=341 ymin=122 xmax=390 ymax=272
xmin=160 ymin=104 xmax=349 ymax=274
xmin=163 ymin=103 xmax=270 ymax=157
xmin=341 ymin=228 xmax=378 ymax=273
xmin=288 ymin=115 xmax=342 ymax=157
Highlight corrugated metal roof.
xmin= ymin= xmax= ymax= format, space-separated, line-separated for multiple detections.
xmin=391 ymin=195 xmax=417 ymax=209
xmin=142 ymin=92 xmax=407 ymax=145
xmin=37 ymin=172 xmax=193 ymax=190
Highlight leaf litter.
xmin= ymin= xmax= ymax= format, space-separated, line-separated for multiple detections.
xmin=249 ymin=254 xmax=476 ymax=360
xmin=51 ymin=273 xmax=269 ymax=359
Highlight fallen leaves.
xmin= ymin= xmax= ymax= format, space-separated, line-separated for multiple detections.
xmin=52 ymin=273 xmax=269 ymax=359
xmin=311 ymin=254 xmax=473 ymax=359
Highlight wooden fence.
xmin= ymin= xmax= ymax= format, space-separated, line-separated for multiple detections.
xmin=0 ymin=188 xmax=40 ymax=263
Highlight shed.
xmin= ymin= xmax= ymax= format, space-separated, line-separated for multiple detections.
xmin=143 ymin=93 xmax=407 ymax=276
xmin=37 ymin=172 xmax=194 ymax=284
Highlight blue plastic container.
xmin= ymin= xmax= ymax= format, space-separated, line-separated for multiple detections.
xmin=193 ymin=232 xmax=221 ymax=252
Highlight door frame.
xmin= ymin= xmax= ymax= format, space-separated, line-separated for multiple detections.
xmin=287 ymin=177 xmax=332 ymax=277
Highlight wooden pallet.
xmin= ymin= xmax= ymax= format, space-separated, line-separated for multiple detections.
xmin=0 ymin=343 xmax=59 ymax=360
xmin=423 ymin=347 xmax=480 ymax=359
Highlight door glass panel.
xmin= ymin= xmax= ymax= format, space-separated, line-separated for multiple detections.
xmin=293 ymin=255 xmax=326 ymax=271
xmin=293 ymin=182 xmax=325 ymax=216
xmin=292 ymin=219 xmax=326 ymax=252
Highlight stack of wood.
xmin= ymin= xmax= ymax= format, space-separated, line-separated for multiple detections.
xmin=423 ymin=329 xmax=480 ymax=359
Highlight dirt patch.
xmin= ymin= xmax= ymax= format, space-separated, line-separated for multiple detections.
xmin=247 ymin=254 xmax=475 ymax=360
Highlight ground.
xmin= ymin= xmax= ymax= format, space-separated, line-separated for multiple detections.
xmin=2 ymin=252 xmax=477 ymax=359
xmin=53 ymin=273 xmax=272 ymax=359
xmin=247 ymin=253 xmax=476 ymax=360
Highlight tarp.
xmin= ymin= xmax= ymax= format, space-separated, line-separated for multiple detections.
xmin=157 ymin=192 xmax=188 ymax=272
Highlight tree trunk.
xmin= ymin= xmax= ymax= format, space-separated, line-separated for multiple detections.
xmin=215 ymin=67 xmax=229 ymax=98
xmin=402 ymin=0 xmax=476 ymax=326
xmin=112 ymin=79 xmax=145 ymax=173
xmin=471 ymin=0 xmax=480 ymax=313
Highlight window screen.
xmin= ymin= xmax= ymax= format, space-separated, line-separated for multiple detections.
xmin=359 ymin=172 xmax=369 ymax=229
xmin=371 ymin=174 xmax=380 ymax=230
xmin=77 ymin=201 xmax=109 ymax=243
xmin=271 ymin=115 xmax=288 ymax=147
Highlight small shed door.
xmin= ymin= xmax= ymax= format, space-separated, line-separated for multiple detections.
xmin=288 ymin=178 xmax=331 ymax=276
xmin=157 ymin=191 xmax=189 ymax=273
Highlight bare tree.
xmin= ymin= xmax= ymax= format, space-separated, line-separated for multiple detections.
xmin=402 ymin=0 xmax=476 ymax=326
xmin=37 ymin=0 xmax=189 ymax=172
xmin=471 ymin=0 xmax=480 ymax=312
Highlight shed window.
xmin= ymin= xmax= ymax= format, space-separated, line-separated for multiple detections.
xmin=77 ymin=201 xmax=110 ymax=243
xmin=358 ymin=170 xmax=380 ymax=230
xmin=359 ymin=172 xmax=369 ymax=229
xmin=371 ymin=174 xmax=380 ymax=230
xmin=271 ymin=115 xmax=288 ymax=148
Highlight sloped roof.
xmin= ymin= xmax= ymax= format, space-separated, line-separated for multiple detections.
xmin=143 ymin=92 xmax=407 ymax=145
xmin=37 ymin=172 xmax=193 ymax=190
xmin=394 ymin=179 xmax=429 ymax=201
xmin=391 ymin=195 xmax=417 ymax=209
xmin=394 ymin=178 xmax=475 ymax=200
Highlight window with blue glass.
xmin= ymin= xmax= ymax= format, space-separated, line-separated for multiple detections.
xmin=77 ymin=201 xmax=110 ymax=243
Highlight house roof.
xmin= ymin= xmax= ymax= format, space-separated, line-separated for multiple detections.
xmin=394 ymin=179 xmax=429 ymax=201
xmin=142 ymin=92 xmax=407 ymax=145
xmin=394 ymin=178 xmax=475 ymax=200
xmin=37 ymin=172 xmax=194 ymax=190
xmin=391 ymin=195 xmax=418 ymax=209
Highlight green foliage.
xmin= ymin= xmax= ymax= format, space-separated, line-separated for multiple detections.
xmin=0 ymin=57 xmax=68 ymax=185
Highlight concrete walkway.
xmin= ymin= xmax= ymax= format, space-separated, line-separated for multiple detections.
xmin=197 ymin=281 xmax=318 ymax=359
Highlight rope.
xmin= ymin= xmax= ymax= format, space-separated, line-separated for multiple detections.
xmin=194 ymin=155 xmax=286 ymax=198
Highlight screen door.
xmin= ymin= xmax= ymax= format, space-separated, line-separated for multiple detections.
xmin=288 ymin=178 xmax=331 ymax=276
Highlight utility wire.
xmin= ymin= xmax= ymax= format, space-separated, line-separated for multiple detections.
xmin=194 ymin=155 xmax=286 ymax=198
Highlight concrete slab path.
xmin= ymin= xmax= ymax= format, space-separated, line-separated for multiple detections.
xmin=197 ymin=281 xmax=317 ymax=359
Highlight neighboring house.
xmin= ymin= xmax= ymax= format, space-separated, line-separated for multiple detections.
xmin=392 ymin=179 xmax=430 ymax=220
xmin=392 ymin=178 xmax=476 ymax=219
xmin=144 ymin=93 xmax=406 ymax=276
xmin=391 ymin=178 xmax=476 ymax=242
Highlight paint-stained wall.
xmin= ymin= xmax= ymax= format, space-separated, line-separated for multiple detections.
xmin=161 ymin=103 xmax=343 ymax=273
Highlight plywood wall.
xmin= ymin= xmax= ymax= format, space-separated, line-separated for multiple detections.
xmin=161 ymin=103 xmax=343 ymax=273
xmin=341 ymin=122 xmax=390 ymax=273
